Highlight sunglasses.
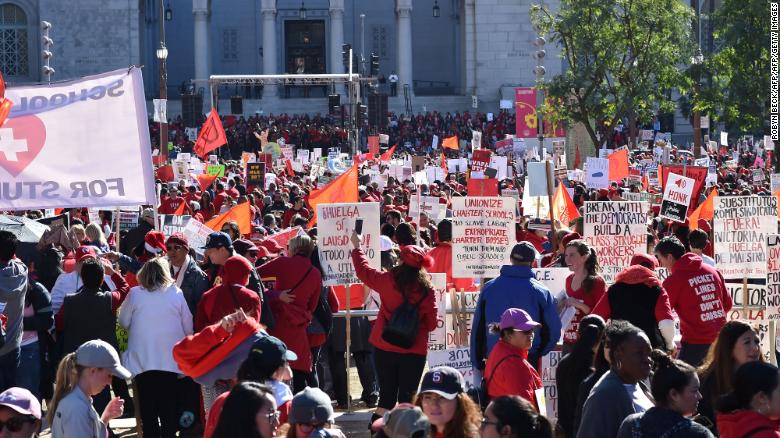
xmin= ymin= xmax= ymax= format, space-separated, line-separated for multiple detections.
xmin=0 ymin=416 xmax=35 ymax=432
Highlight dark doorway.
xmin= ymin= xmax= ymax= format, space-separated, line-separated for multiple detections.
xmin=284 ymin=20 xmax=326 ymax=98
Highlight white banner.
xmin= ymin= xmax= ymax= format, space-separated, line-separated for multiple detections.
xmin=0 ymin=68 xmax=156 ymax=209
xmin=451 ymin=197 xmax=515 ymax=278
xmin=316 ymin=202 xmax=381 ymax=286
xmin=583 ymin=201 xmax=649 ymax=284
xmin=714 ymin=196 xmax=777 ymax=279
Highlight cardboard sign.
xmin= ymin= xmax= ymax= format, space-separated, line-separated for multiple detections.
xmin=714 ymin=196 xmax=778 ymax=279
xmin=316 ymin=203 xmax=381 ymax=286
xmin=540 ymin=349 xmax=563 ymax=425
xmin=427 ymin=348 xmax=476 ymax=391
xmin=412 ymin=156 xmax=426 ymax=172
xmin=585 ymin=157 xmax=609 ymax=189
xmin=409 ymin=194 xmax=446 ymax=222
xmin=427 ymin=274 xmax=448 ymax=352
xmin=583 ymin=201 xmax=649 ymax=284
xmin=451 ymin=197 xmax=515 ymax=277
xmin=246 ymin=162 xmax=265 ymax=186
xmin=527 ymin=162 xmax=549 ymax=197
xmin=660 ymin=173 xmax=695 ymax=223
xmin=183 ymin=218 xmax=213 ymax=255
xmin=445 ymin=291 xmax=479 ymax=349
xmin=523 ymin=178 xmax=550 ymax=219
xmin=471 ymin=150 xmax=492 ymax=173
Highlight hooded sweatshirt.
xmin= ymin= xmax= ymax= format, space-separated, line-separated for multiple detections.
xmin=0 ymin=259 xmax=27 ymax=356
xmin=662 ymin=253 xmax=732 ymax=344
xmin=717 ymin=410 xmax=780 ymax=438
xmin=194 ymin=256 xmax=262 ymax=332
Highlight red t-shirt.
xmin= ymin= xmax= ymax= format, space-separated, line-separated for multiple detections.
xmin=563 ymin=275 xmax=606 ymax=345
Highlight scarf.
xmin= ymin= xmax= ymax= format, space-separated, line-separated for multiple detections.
xmin=614 ymin=265 xmax=661 ymax=288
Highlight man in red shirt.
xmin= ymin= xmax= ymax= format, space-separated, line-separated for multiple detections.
xmin=158 ymin=187 xmax=184 ymax=214
xmin=281 ymin=196 xmax=310 ymax=228
xmin=426 ymin=219 xmax=474 ymax=292
xmin=655 ymin=236 xmax=732 ymax=366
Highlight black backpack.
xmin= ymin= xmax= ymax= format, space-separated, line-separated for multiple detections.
xmin=307 ymin=286 xmax=333 ymax=336
xmin=382 ymin=287 xmax=428 ymax=349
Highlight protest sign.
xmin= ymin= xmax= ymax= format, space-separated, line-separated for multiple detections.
xmin=297 ymin=149 xmax=310 ymax=164
xmin=117 ymin=210 xmax=139 ymax=233
xmin=585 ymin=157 xmax=609 ymax=189
xmin=540 ymin=349 xmax=563 ymax=425
xmin=409 ymin=194 xmax=446 ymax=222
xmin=427 ymin=274 xmax=448 ymax=352
xmin=726 ymin=283 xmax=766 ymax=321
xmin=262 ymin=227 xmax=305 ymax=252
xmin=533 ymin=268 xmax=569 ymax=300
xmin=772 ymin=175 xmax=780 ymax=193
xmin=583 ymin=201 xmax=649 ymax=284
xmin=427 ymin=348 xmax=476 ymax=391
xmin=431 ymin=135 xmax=439 ymax=150
xmin=523 ymin=179 xmax=550 ymax=219
xmin=471 ymin=130 xmax=482 ymax=151
xmin=527 ymin=162 xmax=549 ymax=197
xmin=0 ymin=68 xmax=156 ymax=210
xmin=466 ymin=179 xmax=499 ymax=196
xmin=316 ymin=202 xmax=381 ymax=286
xmin=495 ymin=137 xmax=513 ymax=155
xmin=451 ymin=197 xmax=515 ymax=277
xmin=172 ymin=160 xmax=189 ymax=182
xmin=246 ymin=162 xmax=265 ymax=186
xmin=183 ymin=218 xmax=212 ymax=255
xmin=753 ymin=169 xmax=766 ymax=184
xmin=206 ymin=164 xmax=225 ymax=177
xmin=721 ymin=131 xmax=728 ymax=146
xmin=513 ymin=138 xmax=526 ymax=157
xmin=488 ymin=155 xmax=508 ymax=180
xmin=425 ymin=166 xmax=446 ymax=184
xmin=445 ymin=291 xmax=479 ymax=349
xmin=280 ymin=146 xmax=294 ymax=161
xmin=659 ymin=165 xmax=708 ymax=211
xmin=765 ymin=136 xmax=775 ymax=151
xmin=471 ymin=150 xmax=491 ymax=173
xmin=660 ymin=173 xmax=695 ymax=223
xmin=714 ymin=196 xmax=778 ymax=279
xmin=767 ymin=235 xmax=780 ymax=319
xmin=158 ymin=215 xmax=190 ymax=236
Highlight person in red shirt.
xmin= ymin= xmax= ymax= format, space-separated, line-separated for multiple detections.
xmin=426 ymin=219 xmax=474 ymax=291
xmin=655 ymin=236 xmax=732 ymax=367
xmin=484 ymin=308 xmax=543 ymax=409
xmin=183 ymin=185 xmax=201 ymax=204
xmin=562 ymin=239 xmax=607 ymax=349
xmin=281 ymin=196 xmax=310 ymax=229
xmin=212 ymin=183 xmax=228 ymax=213
xmin=716 ymin=361 xmax=780 ymax=438
xmin=158 ymin=187 xmax=184 ymax=214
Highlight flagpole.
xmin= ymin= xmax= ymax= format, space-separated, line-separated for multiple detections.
xmin=546 ymin=160 xmax=558 ymax=247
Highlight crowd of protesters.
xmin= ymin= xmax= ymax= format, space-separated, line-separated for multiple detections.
xmin=0 ymin=107 xmax=778 ymax=438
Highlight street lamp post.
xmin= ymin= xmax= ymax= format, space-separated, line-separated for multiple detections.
xmin=692 ymin=48 xmax=703 ymax=158
xmin=157 ymin=0 xmax=171 ymax=162
xmin=534 ymin=33 xmax=547 ymax=159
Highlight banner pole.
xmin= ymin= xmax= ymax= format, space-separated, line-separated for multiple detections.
xmin=545 ymin=160 xmax=558 ymax=245
xmin=114 ymin=207 xmax=121 ymax=254
xmin=345 ymin=283 xmax=353 ymax=414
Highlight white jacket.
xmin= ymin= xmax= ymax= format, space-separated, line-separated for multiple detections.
xmin=118 ymin=284 xmax=193 ymax=376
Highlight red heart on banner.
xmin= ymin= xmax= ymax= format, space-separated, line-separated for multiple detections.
xmin=0 ymin=115 xmax=47 ymax=177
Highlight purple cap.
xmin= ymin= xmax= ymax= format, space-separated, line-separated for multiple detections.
xmin=0 ymin=387 xmax=41 ymax=419
xmin=499 ymin=308 xmax=540 ymax=331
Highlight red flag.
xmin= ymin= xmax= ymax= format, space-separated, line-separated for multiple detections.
xmin=607 ymin=149 xmax=629 ymax=181
xmin=306 ymin=163 xmax=359 ymax=227
xmin=441 ymin=152 xmax=448 ymax=173
xmin=205 ymin=202 xmax=252 ymax=235
xmin=195 ymin=174 xmax=218 ymax=192
xmin=368 ymin=136 xmax=380 ymax=156
xmin=173 ymin=199 xmax=187 ymax=216
xmin=285 ymin=159 xmax=295 ymax=177
xmin=466 ymin=178 xmax=498 ymax=196
xmin=688 ymin=189 xmax=717 ymax=229
xmin=442 ymin=136 xmax=459 ymax=150
xmin=380 ymin=144 xmax=397 ymax=161
xmin=155 ymin=165 xmax=174 ymax=182
xmin=551 ymin=180 xmax=580 ymax=226
xmin=573 ymin=145 xmax=581 ymax=169
xmin=193 ymin=109 xmax=227 ymax=158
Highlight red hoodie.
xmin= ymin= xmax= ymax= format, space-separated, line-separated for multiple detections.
xmin=662 ymin=253 xmax=732 ymax=344
xmin=717 ymin=410 xmax=780 ymax=438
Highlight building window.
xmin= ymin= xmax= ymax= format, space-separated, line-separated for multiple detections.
xmin=222 ymin=28 xmax=238 ymax=61
xmin=0 ymin=3 xmax=29 ymax=76
xmin=372 ymin=25 xmax=387 ymax=59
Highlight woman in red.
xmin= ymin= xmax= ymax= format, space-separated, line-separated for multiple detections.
xmin=485 ymin=308 xmax=543 ymax=410
xmin=717 ymin=361 xmax=780 ymax=437
xmin=562 ymin=239 xmax=606 ymax=350
xmin=257 ymin=234 xmax=322 ymax=393
xmin=349 ymin=231 xmax=437 ymax=425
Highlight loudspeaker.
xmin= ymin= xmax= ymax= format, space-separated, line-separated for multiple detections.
xmin=368 ymin=93 xmax=388 ymax=130
xmin=182 ymin=94 xmax=203 ymax=128
xmin=230 ymin=96 xmax=243 ymax=115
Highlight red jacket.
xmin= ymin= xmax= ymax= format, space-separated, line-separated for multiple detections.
xmin=195 ymin=266 xmax=262 ymax=332
xmin=485 ymin=340 xmax=542 ymax=409
xmin=350 ymin=248 xmax=437 ymax=355
xmin=663 ymin=253 xmax=732 ymax=344
xmin=717 ymin=410 xmax=780 ymax=438
xmin=173 ymin=318 xmax=261 ymax=379
xmin=257 ymin=255 xmax=322 ymax=372
xmin=426 ymin=243 xmax=475 ymax=292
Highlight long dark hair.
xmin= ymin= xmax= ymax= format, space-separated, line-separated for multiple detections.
xmin=414 ymin=393 xmax=481 ymax=438
xmin=489 ymin=396 xmax=554 ymax=438
xmin=699 ymin=321 xmax=763 ymax=408
xmin=212 ymin=382 xmax=274 ymax=438
xmin=566 ymin=239 xmax=600 ymax=294
xmin=716 ymin=362 xmax=780 ymax=414
xmin=392 ymin=264 xmax=434 ymax=295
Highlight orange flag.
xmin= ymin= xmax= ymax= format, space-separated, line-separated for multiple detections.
xmin=608 ymin=149 xmax=629 ymax=181
xmin=306 ymin=163 xmax=359 ymax=228
xmin=193 ymin=109 xmax=227 ymax=158
xmin=688 ymin=189 xmax=717 ymax=230
xmin=551 ymin=180 xmax=581 ymax=226
xmin=380 ymin=144 xmax=397 ymax=161
xmin=441 ymin=152 xmax=448 ymax=173
xmin=442 ymin=136 xmax=459 ymax=150
xmin=173 ymin=199 xmax=187 ymax=216
xmin=285 ymin=159 xmax=295 ymax=177
xmin=205 ymin=202 xmax=252 ymax=235
xmin=195 ymin=174 xmax=218 ymax=192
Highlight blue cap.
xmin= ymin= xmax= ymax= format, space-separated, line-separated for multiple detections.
xmin=201 ymin=232 xmax=233 ymax=250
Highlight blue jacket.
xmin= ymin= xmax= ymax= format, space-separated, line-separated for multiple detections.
xmin=469 ymin=265 xmax=561 ymax=370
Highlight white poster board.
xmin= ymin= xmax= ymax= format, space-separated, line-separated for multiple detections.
xmin=583 ymin=201 xmax=649 ymax=284
xmin=316 ymin=202 xmax=381 ymax=285
xmin=585 ymin=157 xmax=609 ymax=189
xmin=714 ymin=196 xmax=777 ymax=280
xmin=660 ymin=173 xmax=695 ymax=223
xmin=451 ymin=197 xmax=515 ymax=278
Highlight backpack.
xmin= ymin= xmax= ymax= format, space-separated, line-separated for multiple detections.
xmin=382 ymin=287 xmax=429 ymax=349
xmin=307 ymin=286 xmax=333 ymax=336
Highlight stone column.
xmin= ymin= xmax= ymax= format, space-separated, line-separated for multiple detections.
xmin=261 ymin=0 xmax=278 ymax=97
xmin=462 ymin=0 xmax=477 ymax=96
xmin=329 ymin=0 xmax=345 ymax=74
xmin=192 ymin=0 xmax=210 ymax=100
xmin=396 ymin=0 xmax=414 ymax=97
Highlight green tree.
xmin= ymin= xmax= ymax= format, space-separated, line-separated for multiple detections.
xmin=531 ymin=0 xmax=694 ymax=148
xmin=679 ymin=0 xmax=770 ymax=135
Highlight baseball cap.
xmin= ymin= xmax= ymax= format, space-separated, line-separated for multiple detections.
xmin=419 ymin=366 xmax=465 ymax=400
xmin=247 ymin=336 xmax=298 ymax=371
xmin=75 ymin=246 xmax=97 ymax=263
xmin=289 ymin=387 xmax=334 ymax=425
xmin=372 ymin=405 xmax=430 ymax=438
xmin=75 ymin=339 xmax=132 ymax=379
xmin=201 ymin=232 xmax=233 ymax=250
xmin=510 ymin=242 xmax=537 ymax=263
xmin=233 ymin=239 xmax=259 ymax=255
xmin=499 ymin=308 xmax=540 ymax=332
xmin=0 ymin=387 xmax=41 ymax=419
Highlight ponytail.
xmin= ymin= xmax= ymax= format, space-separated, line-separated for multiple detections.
xmin=47 ymin=353 xmax=83 ymax=424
